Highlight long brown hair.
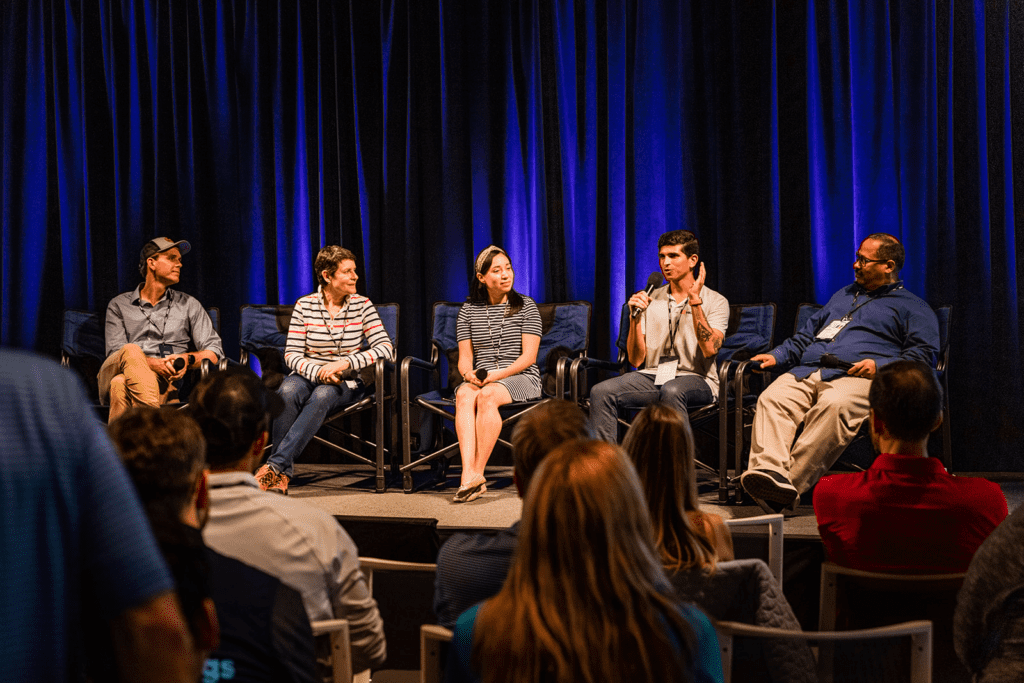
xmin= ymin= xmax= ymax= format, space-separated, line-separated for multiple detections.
xmin=473 ymin=439 xmax=696 ymax=683
xmin=622 ymin=403 xmax=717 ymax=572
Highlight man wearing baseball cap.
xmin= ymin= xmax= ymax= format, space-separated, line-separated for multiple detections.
xmin=99 ymin=237 xmax=224 ymax=422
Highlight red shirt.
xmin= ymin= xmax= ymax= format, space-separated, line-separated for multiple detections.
xmin=813 ymin=454 xmax=1007 ymax=573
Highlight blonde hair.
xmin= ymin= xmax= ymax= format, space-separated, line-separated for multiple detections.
xmin=473 ymin=439 xmax=696 ymax=683
xmin=622 ymin=403 xmax=717 ymax=572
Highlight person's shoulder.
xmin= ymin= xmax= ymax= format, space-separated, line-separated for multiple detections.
xmin=294 ymin=292 xmax=320 ymax=307
xmin=107 ymin=289 xmax=137 ymax=307
xmin=0 ymin=349 xmax=84 ymax=397
xmin=521 ymin=295 xmax=538 ymax=306
xmin=439 ymin=527 xmax=518 ymax=566
xmin=812 ymin=472 xmax=865 ymax=508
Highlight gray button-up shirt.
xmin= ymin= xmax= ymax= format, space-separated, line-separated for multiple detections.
xmin=104 ymin=286 xmax=223 ymax=359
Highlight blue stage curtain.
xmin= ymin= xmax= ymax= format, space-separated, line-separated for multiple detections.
xmin=2 ymin=0 xmax=1021 ymax=471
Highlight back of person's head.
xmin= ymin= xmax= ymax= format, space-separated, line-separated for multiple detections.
xmin=107 ymin=406 xmax=218 ymax=660
xmin=868 ymin=360 xmax=943 ymax=441
xmin=474 ymin=439 xmax=695 ymax=683
xmin=622 ymin=403 xmax=716 ymax=571
xmin=510 ymin=399 xmax=589 ymax=493
xmin=109 ymin=406 xmax=206 ymax=526
xmin=188 ymin=366 xmax=280 ymax=468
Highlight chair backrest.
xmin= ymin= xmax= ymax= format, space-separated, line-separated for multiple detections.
xmin=724 ymin=514 xmax=784 ymax=582
xmin=715 ymin=619 xmax=933 ymax=683
xmin=819 ymin=561 xmax=966 ymax=631
xmin=614 ymin=301 xmax=776 ymax=365
xmin=311 ymin=619 xmax=355 ymax=683
xmin=672 ymin=558 xmax=815 ymax=683
xmin=240 ymin=302 xmax=399 ymax=369
xmin=794 ymin=302 xmax=821 ymax=335
xmin=61 ymin=309 xmax=106 ymax=362
xmin=359 ymin=557 xmax=438 ymax=672
xmin=420 ymin=624 xmax=454 ymax=683
xmin=430 ymin=300 xmax=592 ymax=389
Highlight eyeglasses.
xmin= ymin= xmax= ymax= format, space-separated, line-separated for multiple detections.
xmin=854 ymin=254 xmax=890 ymax=267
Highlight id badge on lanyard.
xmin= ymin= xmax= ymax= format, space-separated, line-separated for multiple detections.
xmin=815 ymin=318 xmax=850 ymax=341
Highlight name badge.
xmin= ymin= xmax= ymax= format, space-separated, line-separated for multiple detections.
xmin=157 ymin=343 xmax=175 ymax=357
xmin=654 ymin=356 xmax=679 ymax=386
xmin=815 ymin=319 xmax=849 ymax=341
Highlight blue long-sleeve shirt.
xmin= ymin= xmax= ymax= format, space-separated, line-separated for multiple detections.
xmin=770 ymin=280 xmax=939 ymax=381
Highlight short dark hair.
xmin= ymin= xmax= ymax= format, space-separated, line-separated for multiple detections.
xmin=865 ymin=233 xmax=905 ymax=273
xmin=868 ymin=360 xmax=943 ymax=441
xmin=314 ymin=245 xmax=357 ymax=287
xmin=187 ymin=366 xmax=279 ymax=467
xmin=108 ymin=406 xmax=206 ymax=526
xmin=510 ymin=400 xmax=589 ymax=491
xmin=657 ymin=230 xmax=699 ymax=259
xmin=468 ymin=246 xmax=525 ymax=316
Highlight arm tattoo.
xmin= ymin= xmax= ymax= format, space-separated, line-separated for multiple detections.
xmin=713 ymin=336 xmax=723 ymax=353
xmin=697 ymin=322 xmax=713 ymax=342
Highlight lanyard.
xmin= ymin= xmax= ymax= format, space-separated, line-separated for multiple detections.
xmin=318 ymin=291 xmax=351 ymax=354
xmin=843 ymin=285 xmax=904 ymax=321
xmin=662 ymin=299 xmax=686 ymax=354
xmin=484 ymin=303 xmax=508 ymax=364
xmin=138 ymin=293 xmax=173 ymax=344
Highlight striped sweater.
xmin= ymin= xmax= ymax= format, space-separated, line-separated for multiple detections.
xmin=284 ymin=292 xmax=395 ymax=383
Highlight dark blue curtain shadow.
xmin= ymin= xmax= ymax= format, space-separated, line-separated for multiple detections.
xmin=2 ymin=0 xmax=1021 ymax=471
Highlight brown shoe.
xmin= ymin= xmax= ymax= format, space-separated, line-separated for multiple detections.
xmin=255 ymin=464 xmax=280 ymax=491
xmin=267 ymin=472 xmax=289 ymax=495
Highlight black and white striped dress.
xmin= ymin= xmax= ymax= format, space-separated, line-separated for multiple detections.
xmin=456 ymin=296 xmax=543 ymax=401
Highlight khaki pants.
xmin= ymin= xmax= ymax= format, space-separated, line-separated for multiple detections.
xmin=98 ymin=344 xmax=172 ymax=422
xmin=748 ymin=370 xmax=871 ymax=494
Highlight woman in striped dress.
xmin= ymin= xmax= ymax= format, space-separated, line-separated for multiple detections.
xmin=453 ymin=246 xmax=543 ymax=502
xmin=256 ymin=246 xmax=394 ymax=494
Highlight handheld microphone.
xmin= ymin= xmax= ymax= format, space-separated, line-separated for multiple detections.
xmin=172 ymin=357 xmax=186 ymax=372
xmin=632 ymin=272 xmax=664 ymax=319
xmin=475 ymin=368 xmax=488 ymax=381
xmin=819 ymin=353 xmax=854 ymax=371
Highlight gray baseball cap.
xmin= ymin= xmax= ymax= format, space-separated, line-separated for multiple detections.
xmin=139 ymin=237 xmax=191 ymax=274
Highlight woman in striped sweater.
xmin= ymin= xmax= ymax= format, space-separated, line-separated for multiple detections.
xmin=256 ymin=246 xmax=394 ymax=494
xmin=452 ymin=246 xmax=543 ymax=502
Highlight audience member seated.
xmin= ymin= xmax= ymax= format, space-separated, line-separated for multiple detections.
xmin=0 ymin=349 xmax=195 ymax=683
xmin=100 ymin=237 xmax=224 ymax=422
xmin=446 ymin=439 xmax=723 ymax=683
xmin=433 ymin=400 xmax=590 ymax=629
xmin=110 ymin=406 xmax=318 ymax=683
xmin=955 ymin=504 xmax=1024 ymax=681
xmin=814 ymin=360 xmax=1007 ymax=573
xmin=109 ymin=408 xmax=220 ymax=677
xmin=621 ymin=403 xmax=733 ymax=567
xmin=189 ymin=366 xmax=387 ymax=673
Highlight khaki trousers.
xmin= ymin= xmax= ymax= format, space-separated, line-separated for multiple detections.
xmin=97 ymin=344 xmax=171 ymax=422
xmin=748 ymin=370 xmax=871 ymax=494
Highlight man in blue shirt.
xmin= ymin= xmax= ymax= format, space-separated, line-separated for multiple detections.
xmin=740 ymin=234 xmax=939 ymax=513
xmin=0 ymin=349 xmax=195 ymax=683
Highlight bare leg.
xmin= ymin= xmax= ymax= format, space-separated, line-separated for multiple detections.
xmin=463 ymin=384 xmax=512 ymax=483
xmin=454 ymin=385 xmax=481 ymax=485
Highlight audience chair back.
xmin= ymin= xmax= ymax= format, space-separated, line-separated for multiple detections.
xmin=420 ymin=624 xmax=453 ymax=683
xmin=399 ymin=300 xmax=592 ymax=492
xmin=715 ymin=619 xmax=933 ymax=683
xmin=238 ymin=302 xmax=400 ymax=492
xmin=724 ymin=513 xmax=784 ymax=582
xmin=311 ymin=618 xmax=364 ymax=683
xmin=819 ymin=561 xmax=967 ymax=683
xmin=359 ymin=557 xmax=439 ymax=672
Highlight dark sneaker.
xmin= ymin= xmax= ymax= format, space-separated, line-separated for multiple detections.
xmin=740 ymin=469 xmax=799 ymax=514
xmin=267 ymin=472 xmax=289 ymax=495
xmin=255 ymin=464 xmax=280 ymax=492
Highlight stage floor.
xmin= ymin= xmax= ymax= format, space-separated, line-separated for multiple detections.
xmin=289 ymin=463 xmax=824 ymax=540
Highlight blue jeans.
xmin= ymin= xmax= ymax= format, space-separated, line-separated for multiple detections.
xmin=587 ymin=371 xmax=714 ymax=443
xmin=268 ymin=373 xmax=365 ymax=477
